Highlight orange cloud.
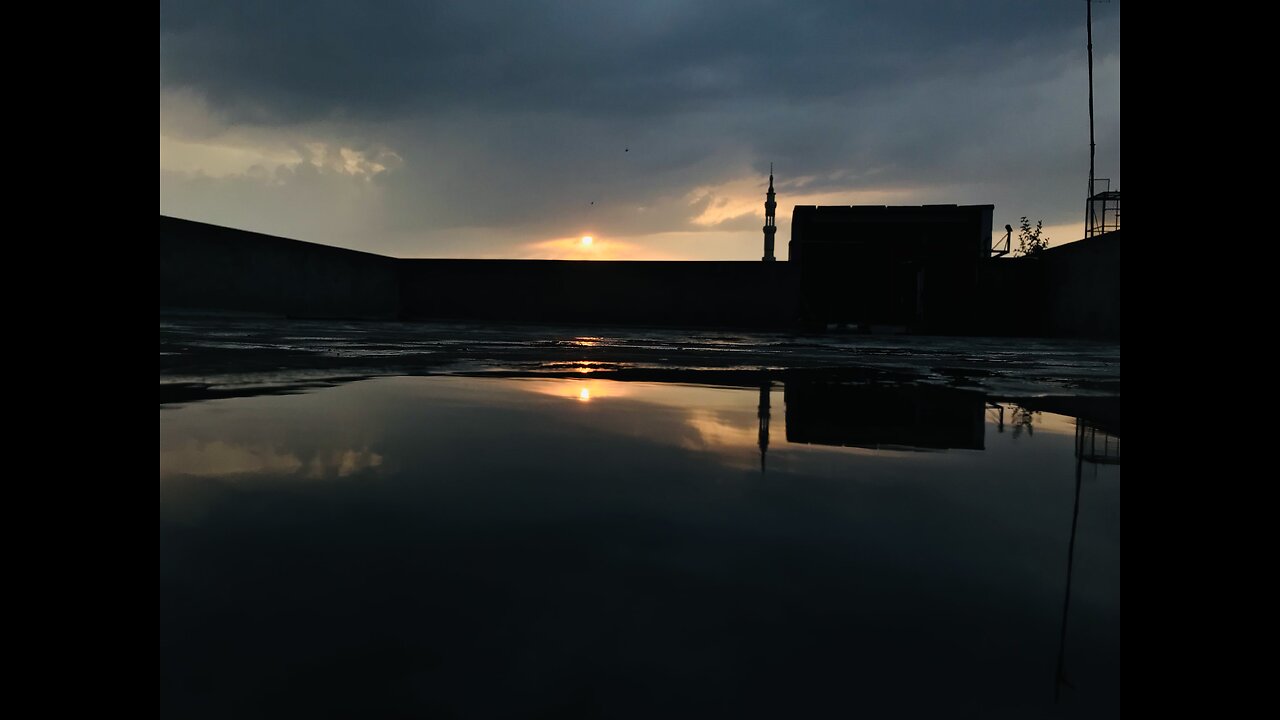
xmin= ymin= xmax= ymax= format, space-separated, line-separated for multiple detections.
xmin=687 ymin=173 xmax=920 ymax=227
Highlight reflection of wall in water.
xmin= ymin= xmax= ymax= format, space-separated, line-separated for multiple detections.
xmin=1015 ymin=397 xmax=1121 ymax=465
xmin=784 ymin=382 xmax=986 ymax=451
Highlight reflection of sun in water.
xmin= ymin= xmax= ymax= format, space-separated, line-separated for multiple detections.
xmin=520 ymin=378 xmax=631 ymax=402
xmin=581 ymin=235 xmax=593 ymax=246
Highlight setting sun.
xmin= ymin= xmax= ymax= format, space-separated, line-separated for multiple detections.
xmin=581 ymin=235 xmax=593 ymax=246
xmin=578 ymin=387 xmax=591 ymax=401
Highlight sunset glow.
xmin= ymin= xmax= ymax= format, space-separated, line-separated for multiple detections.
xmin=519 ymin=235 xmax=670 ymax=260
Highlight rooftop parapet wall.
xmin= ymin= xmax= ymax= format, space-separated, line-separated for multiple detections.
xmin=977 ymin=230 xmax=1121 ymax=340
xmin=398 ymin=259 xmax=799 ymax=328
xmin=159 ymin=216 xmax=798 ymax=327
xmin=1041 ymin=230 xmax=1121 ymax=340
xmin=158 ymin=215 xmax=1117 ymax=338
xmin=160 ymin=216 xmax=400 ymax=319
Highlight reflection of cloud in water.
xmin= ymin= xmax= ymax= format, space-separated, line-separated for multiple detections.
xmin=682 ymin=409 xmax=757 ymax=453
xmin=682 ymin=405 xmax=923 ymax=473
xmin=160 ymin=440 xmax=382 ymax=480
xmin=312 ymin=448 xmax=384 ymax=478
xmin=679 ymin=408 xmax=774 ymax=472
xmin=513 ymin=378 xmax=938 ymax=468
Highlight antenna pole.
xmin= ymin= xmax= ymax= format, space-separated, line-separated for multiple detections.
xmin=1086 ymin=0 xmax=1096 ymax=235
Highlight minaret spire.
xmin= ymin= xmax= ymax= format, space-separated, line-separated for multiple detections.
xmin=762 ymin=164 xmax=777 ymax=262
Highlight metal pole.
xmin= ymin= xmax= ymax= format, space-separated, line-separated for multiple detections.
xmin=1086 ymin=0 xmax=1096 ymax=236
xmin=1055 ymin=446 xmax=1085 ymax=703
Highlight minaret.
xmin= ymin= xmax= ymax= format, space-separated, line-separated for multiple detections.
xmin=762 ymin=164 xmax=777 ymax=262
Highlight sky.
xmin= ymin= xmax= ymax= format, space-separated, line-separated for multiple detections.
xmin=159 ymin=1 xmax=1120 ymax=261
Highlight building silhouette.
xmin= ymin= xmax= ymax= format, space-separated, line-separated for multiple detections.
xmin=160 ymin=207 xmax=1120 ymax=339
xmin=789 ymin=204 xmax=994 ymax=331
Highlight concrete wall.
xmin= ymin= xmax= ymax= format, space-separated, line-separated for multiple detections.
xmin=399 ymin=259 xmax=798 ymax=327
xmin=160 ymin=216 xmax=400 ymax=319
xmin=978 ymin=259 xmax=1047 ymax=337
xmin=159 ymin=216 xmax=797 ymax=327
xmin=978 ymin=231 xmax=1121 ymax=339
xmin=158 ymin=215 xmax=1117 ymax=338
xmin=1042 ymin=230 xmax=1121 ymax=340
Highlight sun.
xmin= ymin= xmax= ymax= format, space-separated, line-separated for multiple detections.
xmin=578 ymin=387 xmax=591 ymax=401
xmin=581 ymin=235 xmax=593 ymax=246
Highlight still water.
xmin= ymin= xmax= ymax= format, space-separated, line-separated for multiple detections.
xmin=160 ymin=375 xmax=1119 ymax=718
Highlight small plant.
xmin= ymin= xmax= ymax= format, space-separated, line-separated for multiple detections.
xmin=1015 ymin=217 xmax=1050 ymax=257
xmin=1011 ymin=405 xmax=1038 ymax=439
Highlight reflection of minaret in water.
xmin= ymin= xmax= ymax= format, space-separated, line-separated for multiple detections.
xmin=757 ymin=383 xmax=771 ymax=472
xmin=762 ymin=165 xmax=777 ymax=262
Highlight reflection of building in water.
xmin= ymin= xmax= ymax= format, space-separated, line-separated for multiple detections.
xmin=784 ymin=381 xmax=985 ymax=451
xmin=757 ymin=384 xmax=771 ymax=472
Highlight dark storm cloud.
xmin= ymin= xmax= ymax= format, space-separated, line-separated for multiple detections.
xmin=160 ymin=1 xmax=1120 ymax=256
xmin=161 ymin=1 xmax=1084 ymax=124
